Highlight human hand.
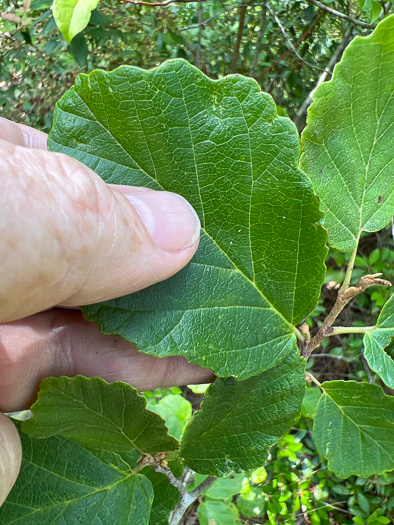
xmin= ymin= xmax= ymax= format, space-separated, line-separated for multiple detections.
xmin=0 ymin=117 xmax=213 ymax=505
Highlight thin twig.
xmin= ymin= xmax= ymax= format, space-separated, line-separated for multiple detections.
xmin=179 ymin=3 xmax=255 ymax=31
xmin=194 ymin=1 xmax=203 ymax=67
xmin=169 ymin=476 xmax=216 ymax=524
xmin=305 ymin=0 xmax=376 ymax=29
xmin=294 ymin=24 xmax=353 ymax=125
xmin=266 ymin=4 xmax=330 ymax=73
xmin=249 ymin=1 xmax=267 ymax=76
xmin=118 ymin=0 xmax=200 ymax=6
xmin=257 ymin=8 xmax=325 ymax=78
xmin=303 ymin=274 xmax=391 ymax=358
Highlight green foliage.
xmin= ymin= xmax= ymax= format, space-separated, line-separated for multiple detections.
xmin=180 ymin=351 xmax=305 ymax=476
xmin=49 ymin=59 xmax=327 ymax=379
xmin=0 ymin=422 xmax=153 ymax=524
xmin=22 ymin=376 xmax=179 ymax=454
xmin=314 ymin=381 xmax=394 ymax=478
xmin=301 ymin=14 xmax=394 ymax=252
xmin=1 ymin=7 xmax=394 ymax=525
xmin=53 ymin=0 xmax=100 ymax=43
xmin=363 ymin=293 xmax=394 ymax=388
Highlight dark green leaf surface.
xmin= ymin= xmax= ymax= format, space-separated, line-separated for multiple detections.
xmin=314 ymin=381 xmax=394 ymax=478
xmin=141 ymin=468 xmax=181 ymax=525
xmin=179 ymin=351 xmax=305 ymax=476
xmin=364 ymin=294 xmax=394 ymax=388
xmin=301 ymin=16 xmax=394 ymax=252
xmin=23 ymin=376 xmax=179 ymax=454
xmin=49 ymin=59 xmax=326 ymax=379
xmin=0 ymin=423 xmax=153 ymax=524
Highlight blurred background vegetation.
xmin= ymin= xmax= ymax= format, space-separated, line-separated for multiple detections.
xmin=1 ymin=0 xmax=393 ymax=132
xmin=1 ymin=0 xmax=393 ymax=523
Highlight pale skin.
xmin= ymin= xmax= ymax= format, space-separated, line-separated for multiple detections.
xmin=0 ymin=117 xmax=213 ymax=505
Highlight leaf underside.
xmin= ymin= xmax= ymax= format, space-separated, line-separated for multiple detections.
xmin=301 ymin=15 xmax=394 ymax=252
xmin=314 ymin=380 xmax=394 ymax=478
xmin=49 ymin=59 xmax=326 ymax=380
xmin=22 ymin=376 xmax=179 ymax=454
xmin=0 ymin=422 xmax=153 ymax=525
xmin=180 ymin=350 xmax=306 ymax=476
xmin=363 ymin=293 xmax=394 ymax=389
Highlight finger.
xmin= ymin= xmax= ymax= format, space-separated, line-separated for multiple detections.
xmin=0 ymin=140 xmax=200 ymax=322
xmin=0 ymin=413 xmax=22 ymax=506
xmin=0 ymin=309 xmax=214 ymax=412
xmin=0 ymin=116 xmax=47 ymax=150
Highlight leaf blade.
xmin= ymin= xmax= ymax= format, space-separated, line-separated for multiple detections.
xmin=364 ymin=294 xmax=394 ymax=388
xmin=179 ymin=350 xmax=306 ymax=476
xmin=314 ymin=380 xmax=394 ymax=478
xmin=0 ymin=423 xmax=154 ymax=525
xmin=22 ymin=376 xmax=179 ymax=454
xmin=53 ymin=0 xmax=99 ymax=43
xmin=301 ymin=16 xmax=394 ymax=251
xmin=49 ymin=60 xmax=327 ymax=379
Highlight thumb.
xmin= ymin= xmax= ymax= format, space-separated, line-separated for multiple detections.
xmin=0 ymin=413 xmax=22 ymax=506
xmin=0 ymin=140 xmax=200 ymax=322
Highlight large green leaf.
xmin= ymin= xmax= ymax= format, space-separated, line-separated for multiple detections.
xmin=53 ymin=0 xmax=99 ymax=43
xmin=49 ymin=59 xmax=326 ymax=380
xmin=22 ymin=376 xmax=179 ymax=454
xmin=364 ymin=294 xmax=394 ymax=388
xmin=301 ymin=15 xmax=394 ymax=252
xmin=314 ymin=381 xmax=394 ymax=478
xmin=0 ymin=422 xmax=153 ymax=524
xmin=179 ymin=350 xmax=305 ymax=476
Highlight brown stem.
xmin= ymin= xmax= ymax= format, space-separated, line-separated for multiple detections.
xmin=256 ymin=8 xmax=324 ymax=79
xmin=249 ymin=1 xmax=267 ymax=77
xmin=231 ymin=0 xmax=255 ymax=73
xmin=306 ymin=0 xmax=376 ymax=29
xmin=303 ymin=274 xmax=392 ymax=359
xmin=194 ymin=2 xmax=203 ymax=67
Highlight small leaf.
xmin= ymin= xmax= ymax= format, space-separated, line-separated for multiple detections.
xmin=364 ymin=294 xmax=394 ymax=388
xmin=22 ymin=376 xmax=179 ymax=454
xmin=314 ymin=381 xmax=394 ymax=478
xmin=49 ymin=59 xmax=327 ymax=380
xmin=203 ymin=474 xmax=245 ymax=500
xmin=301 ymin=15 xmax=394 ymax=252
xmin=198 ymin=500 xmax=240 ymax=525
xmin=0 ymin=423 xmax=153 ymax=524
xmin=53 ymin=0 xmax=99 ymax=43
xmin=370 ymin=0 xmax=382 ymax=23
xmin=180 ymin=351 xmax=305 ymax=476
xmin=147 ymin=394 xmax=192 ymax=441
xmin=301 ymin=386 xmax=321 ymax=419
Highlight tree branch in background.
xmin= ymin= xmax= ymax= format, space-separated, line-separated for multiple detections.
xmin=294 ymin=24 xmax=353 ymax=127
xmin=231 ymin=0 xmax=255 ymax=73
xmin=249 ymin=1 xmax=267 ymax=77
xmin=256 ymin=7 xmax=324 ymax=79
xmin=118 ymin=0 xmax=201 ymax=6
xmin=305 ymin=0 xmax=376 ymax=29
xmin=266 ymin=4 xmax=330 ymax=73
xmin=195 ymin=1 xmax=203 ymax=67
xmin=180 ymin=3 xmax=260 ymax=32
